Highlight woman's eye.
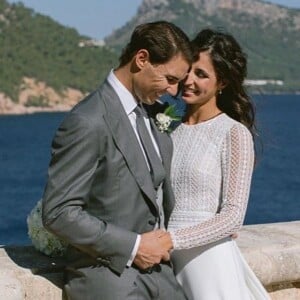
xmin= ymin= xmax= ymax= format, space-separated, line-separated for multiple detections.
xmin=195 ymin=70 xmax=207 ymax=78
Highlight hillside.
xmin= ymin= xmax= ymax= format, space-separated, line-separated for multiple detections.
xmin=105 ymin=0 xmax=300 ymax=92
xmin=0 ymin=0 xmax=299 ymax=114
xmin=0 ymin=0 xmax=118 ymax=113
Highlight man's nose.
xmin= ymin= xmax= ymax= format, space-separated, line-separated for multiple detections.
xmin=167 ymin=84 xmax=179 ymax=96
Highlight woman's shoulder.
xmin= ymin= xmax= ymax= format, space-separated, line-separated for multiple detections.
xmin=218 ymin=115 xmax=253 ymax=150
xmin=221 ymin=114 xmax=251 ymax=133
xmin=214 ymin=114 xmax=253 ymax=148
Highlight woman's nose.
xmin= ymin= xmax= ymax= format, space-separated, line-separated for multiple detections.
xmin=184 ymin=73 xmax=194 ymax=85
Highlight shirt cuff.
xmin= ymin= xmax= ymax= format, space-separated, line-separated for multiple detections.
xmin=127 ymin=234 xmax=141 ymax=266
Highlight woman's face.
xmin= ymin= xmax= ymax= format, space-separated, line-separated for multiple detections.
xmin=182 ymin=50 xmax=220 ymax=107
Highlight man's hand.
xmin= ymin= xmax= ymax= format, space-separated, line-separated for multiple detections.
xmin=133 ymin=230 xmax=173 ymax=270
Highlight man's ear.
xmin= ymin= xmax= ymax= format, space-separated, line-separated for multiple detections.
xmin=135 ymin=49 xmax=150 ymax=69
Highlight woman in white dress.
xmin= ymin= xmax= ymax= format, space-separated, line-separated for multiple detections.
xmin=164 ymin=29 xmax=270 ymax=299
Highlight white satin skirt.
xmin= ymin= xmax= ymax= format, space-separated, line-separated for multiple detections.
xmin=171 ymin=237 xmax=270 ymax=300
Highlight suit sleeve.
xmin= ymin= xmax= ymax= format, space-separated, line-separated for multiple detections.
xmin=42 ymin=112 xmax=137 ymax=274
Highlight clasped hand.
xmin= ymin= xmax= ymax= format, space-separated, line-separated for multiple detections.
xmin=133 ymin=230 xmax=173 ymax=270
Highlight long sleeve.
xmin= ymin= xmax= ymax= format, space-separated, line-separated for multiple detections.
xmin=169 ymin=122 xmax=254 ymax=250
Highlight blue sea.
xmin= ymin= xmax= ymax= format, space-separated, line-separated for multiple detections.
xmin=0 ymin=94 xmax=299 ymax=245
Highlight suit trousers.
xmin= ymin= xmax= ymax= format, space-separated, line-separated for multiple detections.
xmin=64 ymin=262 xmax=187 ymax=300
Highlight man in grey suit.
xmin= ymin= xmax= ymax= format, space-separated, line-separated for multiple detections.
xmin=42 ymin=21 xmax=192 ymax=299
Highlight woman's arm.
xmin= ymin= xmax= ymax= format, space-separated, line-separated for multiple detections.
xmin=169 ymin=124 xmax=254 ymax=250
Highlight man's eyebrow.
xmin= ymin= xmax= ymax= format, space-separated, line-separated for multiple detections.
xmin=167 ymin=74 xmax=187 ymax=82
xmin=167 ymin=75 xmax=180 ymax=80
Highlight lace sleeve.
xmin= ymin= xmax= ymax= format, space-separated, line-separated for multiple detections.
xmin=169 ymin=124 xmax=254 ymax=250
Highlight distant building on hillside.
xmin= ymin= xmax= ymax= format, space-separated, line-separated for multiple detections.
xmin=245 ymin=79 xmax=284 ymax=86
xmin=78 ymin=39 xmax=105 ymax=48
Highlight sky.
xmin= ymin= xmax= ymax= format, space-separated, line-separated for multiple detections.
xmin=6 ymin=0 xmax=300 ymax=40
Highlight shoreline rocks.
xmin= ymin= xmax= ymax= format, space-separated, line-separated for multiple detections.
xmin=0 ymin=77 xmax=86 ymax=115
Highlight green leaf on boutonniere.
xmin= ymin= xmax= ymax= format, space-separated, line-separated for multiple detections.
xmin=164 ymin=105 xmax=181 ymax=121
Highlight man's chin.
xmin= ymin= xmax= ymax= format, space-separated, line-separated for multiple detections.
xmin=141 ymin=98 xmax=157 ymax=106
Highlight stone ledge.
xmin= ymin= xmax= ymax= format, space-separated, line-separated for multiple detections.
xmin=238 ymin=221 xmax=300 ymax=286
xmin=1 ymin=221 xmax=300 ymax=299
xmin=0 ymin=246 xmax=64 ymax=299
xmin=237 ymin=221 xmax=300 ymax=299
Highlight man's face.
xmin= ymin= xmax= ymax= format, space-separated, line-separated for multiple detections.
xmin=133 ymin=54 xmax=189 ymax=105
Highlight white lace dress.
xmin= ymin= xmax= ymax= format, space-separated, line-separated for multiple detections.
xmin=168 ymin=113 xmax=270 ymax=300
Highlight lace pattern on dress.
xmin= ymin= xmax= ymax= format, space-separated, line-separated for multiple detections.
xmin=168 ymin=114 xmax=254 ymax=250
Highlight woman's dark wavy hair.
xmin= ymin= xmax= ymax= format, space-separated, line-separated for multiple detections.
xmin=191 ymin=29 xmax=256 ymax=137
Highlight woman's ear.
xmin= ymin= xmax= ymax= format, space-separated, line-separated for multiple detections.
xmin=218 ymin=80 xmax=228 ymax=92
xmin=135 ymin=49 xmax=150 ymax=69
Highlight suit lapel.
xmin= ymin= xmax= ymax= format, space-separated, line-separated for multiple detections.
xmin=149 ymin=118 xmax=172 ymax=171
xmin=100 ymin=82 xmax=158 ymax=206
xmin=144 ymin=102 xmax=173 ymax=172
xmin=149 ymin=117 xmax=175 ymax=223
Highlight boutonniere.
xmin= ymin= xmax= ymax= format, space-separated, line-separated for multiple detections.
xmin=155 ymin=104 xmax=181 ymax=133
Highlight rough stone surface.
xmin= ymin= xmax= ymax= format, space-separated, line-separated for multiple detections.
xmin=0 ymin=246 xmax=64 ymax=300
xmin=238 ymin=221 xmax=300 ymax=287
xmin=0 ymin=274 xmax=24 ymax=300
xmin=1 ymin=221 xmax=299 ymax=299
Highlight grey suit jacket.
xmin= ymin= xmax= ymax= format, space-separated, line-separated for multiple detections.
xmin=42 ymin=80 xmax=175 ymax=275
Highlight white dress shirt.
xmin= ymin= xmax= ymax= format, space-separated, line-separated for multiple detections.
xmin=107 ymin=69 xmax=163 ymax=266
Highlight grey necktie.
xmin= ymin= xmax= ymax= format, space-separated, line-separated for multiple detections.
xmin=134 ymin=105 xmax=166 ymax=189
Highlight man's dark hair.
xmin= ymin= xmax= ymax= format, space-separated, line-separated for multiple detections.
xmin=119 ymin=21 xmax=192 ymax=67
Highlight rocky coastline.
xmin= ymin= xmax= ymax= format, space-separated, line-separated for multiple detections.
xmin=1 ymin=77 xmax=299 ymax=116
xmin=0 ymin=77 xmax=85 ymax=115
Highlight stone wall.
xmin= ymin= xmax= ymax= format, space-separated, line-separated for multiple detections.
xmin=238 ymin=221 xmax=300 ymax=299
xmin=1 ymin=221 xmax=299 ymax=299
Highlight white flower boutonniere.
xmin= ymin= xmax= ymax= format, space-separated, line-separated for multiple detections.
xmin=155 ymin=105 xmax=181 ymax=133
xmin=27 ymin=200 xmax=68 ymax=257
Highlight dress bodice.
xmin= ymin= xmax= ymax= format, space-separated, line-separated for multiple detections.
xmin=168 ymin=113 xmax=254 ymax=249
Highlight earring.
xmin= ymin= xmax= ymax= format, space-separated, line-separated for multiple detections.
xmin=218 ymin=90 xmax=222 ymax=95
